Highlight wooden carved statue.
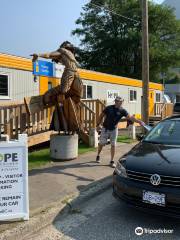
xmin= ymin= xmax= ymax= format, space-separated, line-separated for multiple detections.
xmin=26 ymin=41 xmax=83 ymax=133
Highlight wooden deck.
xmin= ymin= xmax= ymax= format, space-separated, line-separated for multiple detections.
xmin=149 ymin=103 xmax=174 ymax=125
xmin=154 ymin=103 xmax=173 ymax=119
xmin=0 ymin=99 xmax=105 ymax=147
xmin=28 ymin=131 xmax=55 ymax=147
xmin=0 ymin=100 xmax=173 ymax=146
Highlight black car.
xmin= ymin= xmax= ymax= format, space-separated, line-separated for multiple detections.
xmin=113 ymin=115 xmax=180 ymax=218
xmin=173 ymin=102 xmax=180 ymax=114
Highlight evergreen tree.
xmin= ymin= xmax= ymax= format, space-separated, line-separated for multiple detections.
xmin=72 ymin=0 xmax=180 ymax=82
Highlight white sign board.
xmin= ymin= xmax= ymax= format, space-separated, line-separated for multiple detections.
xmin=107 ymin=90 xmax=120 ymax=103
xmin=0 ymin=134 xmax=29 ymax=221
xmin=54 ymin=63 xmax=65 ymax=78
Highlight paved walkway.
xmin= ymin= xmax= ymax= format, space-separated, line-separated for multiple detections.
xmin=28 ymin=143 xmax=135 ymax=212
xmin=0 ymin=142 xmax=136 ymax=235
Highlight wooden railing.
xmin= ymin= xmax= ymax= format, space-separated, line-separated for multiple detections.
xmin=80 ymin=102 xmax=96 ymax=132
xmin=82 ymin=99 xmax=106 ymax=124
xmin=162 ymin=103 xmax=174 ymax=119
xmin=154 ymin=103 xmax=164 ymax=116
xmin=0 ymin=99 xmax=106 ymax=146
xmin=154 ymin=103 xmax=173 ymax=119
xmin=0 ymin=100 xmax=54 ymax=140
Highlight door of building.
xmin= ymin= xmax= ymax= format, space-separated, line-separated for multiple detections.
xmin=149 ymin=90 xmax=154 ymax=116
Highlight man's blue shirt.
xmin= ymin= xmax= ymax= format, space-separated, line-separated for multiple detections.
xmin=103 ymin=105 xmax=128 ymax=130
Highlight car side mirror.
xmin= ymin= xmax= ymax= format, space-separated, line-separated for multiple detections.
xmin=136 ymin=134 xmax=145 ymax=141
xmin=142 ymin=125 xmax=152 ymax=132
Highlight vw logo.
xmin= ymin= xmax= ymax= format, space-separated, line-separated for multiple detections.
xmin=150 ymin=174 xmax=161 ymax=186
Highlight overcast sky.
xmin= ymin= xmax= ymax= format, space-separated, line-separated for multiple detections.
xmin=0 ymin=0 xmax=164 ymax=58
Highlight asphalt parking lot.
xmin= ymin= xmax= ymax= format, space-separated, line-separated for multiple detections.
xmin=28 ymin=188 xmax=180 ymax=240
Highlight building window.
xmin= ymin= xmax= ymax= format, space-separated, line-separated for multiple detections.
xmin=156 ymin=92 xmax=161 ymax=103
xmin=83 ymin=85 xmax=93 ymax=99
xmin=48 ymin=82 xmax=53 ymax=90
xmin=87 ymin=85 xmax=92 ymax=99
xmin=0 ymin=74 xmax=9 ymax=97
xmin=129 ymin=90 xmax=137 ymax=102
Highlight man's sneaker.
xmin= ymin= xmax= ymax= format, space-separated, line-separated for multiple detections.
xmin=96 ymin=155 xmax=100 ymax=163
xmin=110 ymin=161 xmax=116 ymax=168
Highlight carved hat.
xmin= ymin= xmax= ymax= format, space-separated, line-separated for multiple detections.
xmin=60 ymin=41 xmax=75 ymax=53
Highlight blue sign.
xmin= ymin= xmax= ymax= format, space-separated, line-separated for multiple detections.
xmin=33 ymin=60 xmax=54 ymax=77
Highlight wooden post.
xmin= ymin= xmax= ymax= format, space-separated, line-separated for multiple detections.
xmin=93 ymin=113 xmax=96 ymax=128
xmin=96 ymin=100 xmax=99 ymax=124
xmin=142 ymin=0 xmax=149 ymax=125
xmin=9 ymin=108 xmax=14 ymax=139
xmin=4 ymin=108 xmax=8 ymax=135
xmin=15 ymin=107 xmax=19 ymax=138
xmin=20 ymin=105 xmax=27 ymax=133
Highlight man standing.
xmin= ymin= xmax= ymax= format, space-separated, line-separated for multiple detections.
xmin=96 ymin=96 xmax=145 ymax=168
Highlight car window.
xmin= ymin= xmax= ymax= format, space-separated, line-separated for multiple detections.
xmin=144 ymin=119 xmax=180 ymax=145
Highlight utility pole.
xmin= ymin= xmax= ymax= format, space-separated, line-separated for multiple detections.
xmin=141 ymin=0 xmax=149 ymax=125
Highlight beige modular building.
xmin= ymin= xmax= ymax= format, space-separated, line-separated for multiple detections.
xmin=0 ymin=52 xmax=163 ymax=118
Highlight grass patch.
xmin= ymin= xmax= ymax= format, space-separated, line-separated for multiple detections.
xmin=117 ymin=135 xmax=135 ymax=144
xmin=28 ymin=148 xmax=50 ymax=170
xmin=78 ymin=143 xmax=96 ymax=154
xmin=28 ymin=143 xmax=96 ymax=170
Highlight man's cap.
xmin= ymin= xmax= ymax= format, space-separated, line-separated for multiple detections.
xmin=115 ymin=96 xmax=124 ymax=102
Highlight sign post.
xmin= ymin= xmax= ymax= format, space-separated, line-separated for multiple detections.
xmin=0 ymin=134 xmax=29 ymax=221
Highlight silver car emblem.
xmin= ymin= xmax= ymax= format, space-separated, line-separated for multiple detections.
xmin=150 ymin=174 xmax=161 ymax=186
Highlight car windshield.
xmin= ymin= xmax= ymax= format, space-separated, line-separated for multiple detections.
xmin=144 ymin=119 xmax=180 ymax=145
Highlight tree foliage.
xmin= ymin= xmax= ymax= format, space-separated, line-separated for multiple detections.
xmin=72 ymin=0 xmax=180 ymax=82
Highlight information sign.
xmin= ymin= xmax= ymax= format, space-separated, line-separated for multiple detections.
xmin=0 ymin=134 xmax=29 ymax=221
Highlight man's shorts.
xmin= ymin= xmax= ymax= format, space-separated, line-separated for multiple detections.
xmin=99 ymin=127 xmax=118 ymax=146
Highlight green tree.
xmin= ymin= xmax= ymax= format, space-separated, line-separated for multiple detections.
xmin=72 ymin=0 xmax=180 ymax=82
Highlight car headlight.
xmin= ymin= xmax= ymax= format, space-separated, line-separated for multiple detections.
xmin=115 ymin=161 xmax=128 ymax=178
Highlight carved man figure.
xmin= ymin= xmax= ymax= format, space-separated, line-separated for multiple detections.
xmin=31 ymin=41 xmax=83 ymax=132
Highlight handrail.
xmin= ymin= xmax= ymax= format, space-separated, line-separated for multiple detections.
xmin=80 ymin=101 xmax=96 ymax=115
xmin=0 ymin=98 xmax=104 ymax=145
xmin=82 ymin=99 xmax=97 ymax=102
xmin=154 ymin=103 xmax=173 ymax=119
xmin=160 ymin=103 xmax=166 ymax=119
xmin=0 ymin=100 xmax=24 ymax=108
xmin=97 ymin=99 xmax=106 ymax=107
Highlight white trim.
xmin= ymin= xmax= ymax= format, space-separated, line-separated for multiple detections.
xmin=0 ymin=97 xmax=11 ymax=100
xmin=83 ymin=84 xmax=93 ymax=99
xmin=155 ymin=91 xmax=161 ymax=103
